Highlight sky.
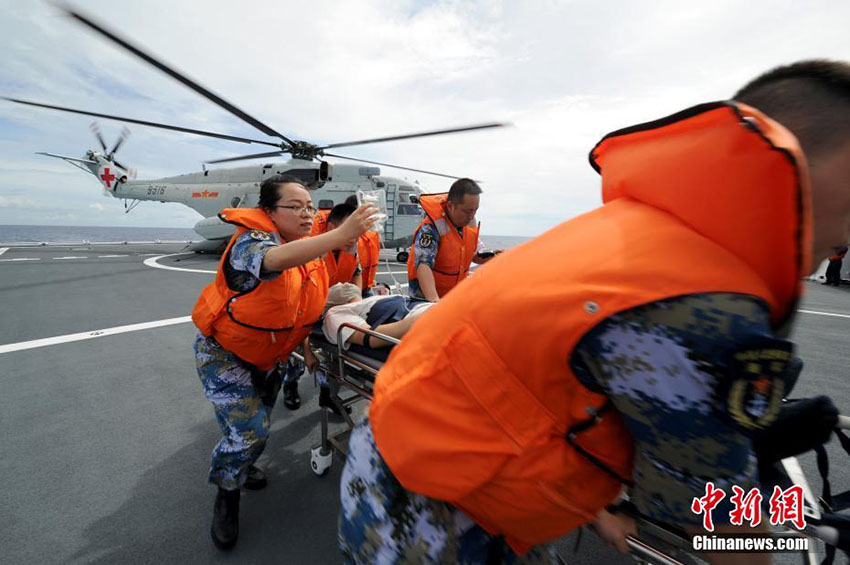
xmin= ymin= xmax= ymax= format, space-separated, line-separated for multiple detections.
xmin=0 ymin=0 xmax=848 ymax=235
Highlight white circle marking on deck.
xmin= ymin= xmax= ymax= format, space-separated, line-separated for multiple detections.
xmin=798 ymin=309 xmax=850 ymax=320
xmin=143 ymin=253 xmax=216 ymax=274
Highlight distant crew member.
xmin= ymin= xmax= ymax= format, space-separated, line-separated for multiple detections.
xmin=191 ymin=175 xmax=375 ymax=551
xmin=346 ymin=194 xmax=382 ymax=297
xmin=825 ymin=245 xmax=847 ymax=285
xmin=312 ymin=203 xmax=363 ymax=288
xmin=407 ymin=178 xmax=498 ymax=302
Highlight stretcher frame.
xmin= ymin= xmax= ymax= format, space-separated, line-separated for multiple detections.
xmin=306 ymin=322 xmax=399 ymax=476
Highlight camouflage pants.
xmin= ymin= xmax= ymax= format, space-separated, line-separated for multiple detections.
xmin=339 ymin=418 xmax=557 ymax=564
xmin=194 ymin=334 xmax=284 ymax=490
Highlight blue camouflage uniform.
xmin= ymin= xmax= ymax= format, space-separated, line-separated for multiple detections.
xmin=194 ymin=229 xmax=299 ymax=490
xmin=338 ymin=292 xmax=776 ymax=560
xmin=409 ymin=222 xmax=480 ymax=300
xmin=572 ymin=292 xmax=771 ymax=525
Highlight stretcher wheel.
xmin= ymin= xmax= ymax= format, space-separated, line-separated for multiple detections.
xmin=396 ymin=251 xmax=409 ymax=263
xmin=311 ymin=446 xmax=332 ymax=476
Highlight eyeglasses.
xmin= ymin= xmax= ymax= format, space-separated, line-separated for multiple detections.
xmin=275 ymin=205 xmax=316 ymax=216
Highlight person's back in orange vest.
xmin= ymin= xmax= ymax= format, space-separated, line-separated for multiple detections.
xmin=339 ymin=100 xmax=828 ymax=563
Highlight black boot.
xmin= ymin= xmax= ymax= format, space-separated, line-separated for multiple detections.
xmin=243 ymin=464 xmax=267 ymax=491
xmin=319 ymin=386 xmax=351 ymax=416
xmin=211 ymin=487 xmax=240 ymax=550
xmin=282 ymin=380 xmax=300 ymax=410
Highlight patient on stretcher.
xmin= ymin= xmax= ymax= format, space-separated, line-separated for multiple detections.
xmin=322 ymin=283 xmax=434 ymax=348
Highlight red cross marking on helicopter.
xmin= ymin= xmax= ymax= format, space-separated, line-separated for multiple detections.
xmin=100 ymin=168 xmax=116 ymax=188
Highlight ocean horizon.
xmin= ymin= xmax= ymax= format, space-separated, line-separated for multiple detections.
xmin=0 ymin=224 xmax=531 ymax=250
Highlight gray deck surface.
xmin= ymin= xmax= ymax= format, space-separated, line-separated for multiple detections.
xmin=1 ymin=243 xmax=848 ymax=564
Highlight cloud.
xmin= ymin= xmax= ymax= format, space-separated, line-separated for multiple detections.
xmin=0 ymin=195 xmax=43 ymax=208
xmin=88 ymin=202 xmax=105 ymax=211
xmin=1 ymin=0 xmax=849 ymax=235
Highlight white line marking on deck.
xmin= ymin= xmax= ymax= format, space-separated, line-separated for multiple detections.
xmin=98 ymin=254 xmax=128 ymax=258
xmin=53 ymin=256 xmax=87 ymax=260
xmin=0 ymin=316 xmax=193 ymax=355
xmin=799 ymin=309 xmax=850 ymax=320
xmin=0 ymin=248 xmax=7 ymax=257
xmin=0 ymin=257 xmax=39 ymax=262
xmin=143 ymin=253 xmax=216 ymax=274
xmin=376 ymin=270 xmax=407 ymax=276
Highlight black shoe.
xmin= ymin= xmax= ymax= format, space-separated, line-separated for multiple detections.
xmin=283 ymin=380 xmax=300 ymax=410
xmin=211 ymin=487 xmax=240 ymax=551
xmin=319 ymin=386 xmax=351 ymax=416
xmin=243 ymin=464 xmax=267 ymax=491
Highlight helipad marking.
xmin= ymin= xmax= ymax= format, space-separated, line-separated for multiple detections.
xmin=98 ymin=254 xmax=129 ymax=258
xmin=144 ymin=253 xmax=216 ymax=274
xmin=799 ymin=309 xmax=850 ymax=320
xmin=54 ymin=256 xmax=87 ymax=260
xmin=0 ymin=257 xmax=39 ymax=262
xmin=0 ymin=247 xmax=7 ymax=257
xmin=0 ymin=316 xmax=193 ymax=355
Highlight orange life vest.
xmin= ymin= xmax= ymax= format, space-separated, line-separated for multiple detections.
xmin=406 ymin=193 xmax=480 ymax=297
xmin=370 ymin=102 xmax=811 ymax=553
xmin=358 ymin=231 xmax=381 ymax=289
xmin=312 ymin=209 xmax=359 ymax=286
xmin=192 ymin=208 xmax=329 ymax=371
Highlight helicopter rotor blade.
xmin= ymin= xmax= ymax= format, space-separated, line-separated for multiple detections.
xmin=323 ymin=152 xmax=464 ymax=180
xmin=89 ymin=122 xmax=107 ymax=151
xmin=112 ymin=159 xmax=128 ymax=170
xmin=61 ymin=5 xmax=296 ymax=147
xmin=3 ymin=97 xmax=282 ymax=148
xmin=205 ymin=150 xmax=289 ymax=165
xmin=110 ymin=126 xmax=130 ymax=155
xmin=318 ymin=122 xmax=507 ymax=151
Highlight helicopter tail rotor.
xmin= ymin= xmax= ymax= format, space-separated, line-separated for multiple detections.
xmin=90 ymin=122 xmax=108 ymax=152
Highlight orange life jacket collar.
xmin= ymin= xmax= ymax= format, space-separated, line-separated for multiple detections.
xmin=590 ymin=101 xmax=812 ymax=326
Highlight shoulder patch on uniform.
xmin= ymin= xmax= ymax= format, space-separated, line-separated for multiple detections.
xmin=720 ymin=337 xmax=794 ymax=432
xmin=248 ymin=230 xmax=271 ymax=241
xmin=418 ymin=233 xmax=434 ymax=248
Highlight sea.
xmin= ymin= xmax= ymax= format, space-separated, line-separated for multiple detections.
xmin=0 ymin=225 xmax=531 ymax=250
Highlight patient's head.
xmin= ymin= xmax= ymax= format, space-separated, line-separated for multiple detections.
xmin=326 ymin=283 xmax=362 ymax=308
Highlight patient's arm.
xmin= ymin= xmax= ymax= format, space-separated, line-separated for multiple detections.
xmin=346 ymin=314 xmax=419 ymax=348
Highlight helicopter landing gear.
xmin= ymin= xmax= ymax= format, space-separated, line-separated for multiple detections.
xmin=396 ymin=250 xmax=409 ymax=263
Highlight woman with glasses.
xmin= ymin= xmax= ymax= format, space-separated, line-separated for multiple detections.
xmin=191 ymin=174 xmax=376 ymax=551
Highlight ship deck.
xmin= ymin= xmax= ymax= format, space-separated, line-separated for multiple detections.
xmin=1 ymin=242 xmax=848 ymax=563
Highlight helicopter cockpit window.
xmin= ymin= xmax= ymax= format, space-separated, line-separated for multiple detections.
xmin=397 ymin=204 xmax=421 ymax=215
xmin=318 ymin=199 xmax=334 ymax=209
xmin=231 ymin=196 xmax=241 ymax=208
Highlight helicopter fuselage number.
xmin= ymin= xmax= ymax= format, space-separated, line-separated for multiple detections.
xmin=147 ymin=185 xmax=167 ymax=196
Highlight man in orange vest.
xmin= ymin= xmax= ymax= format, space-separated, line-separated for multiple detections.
xmin=339 ymin=60 xmax=850 ymax=564
xmin=407 ymin=178 xmax=498 ymax=301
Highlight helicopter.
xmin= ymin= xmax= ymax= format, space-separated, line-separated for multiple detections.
xmin=4 ymin=5 xmax=505 ymax=259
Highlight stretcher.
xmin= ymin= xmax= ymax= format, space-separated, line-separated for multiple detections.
xmin=303 ymin=322 xmax=399 ymax=477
